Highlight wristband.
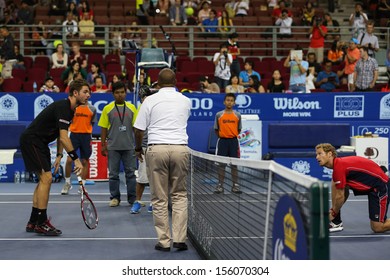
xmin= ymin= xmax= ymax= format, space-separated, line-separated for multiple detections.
xmin=135 ymin=147 xmax=142 ymax=152
xmin=67 ymin=150 xmax=79 ymax=161
xmin=56 ymin=153 xmax=63 ymax=158
xmin=330 ymin=208 xmax=338 ymax=217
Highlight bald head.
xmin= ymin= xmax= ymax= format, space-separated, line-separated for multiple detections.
xmin=158 ymin=68 xmax=176 ymax=88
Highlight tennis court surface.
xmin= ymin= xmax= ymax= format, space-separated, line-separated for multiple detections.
xmin=0 ymin=180 xmax=389 ymax=260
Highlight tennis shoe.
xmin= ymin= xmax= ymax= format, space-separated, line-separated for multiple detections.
xmin=214 ymin=184 xmax=224 ymax=194
xmin=34 ymin=219 xmax=62 ymax=236
xmin=148 ymin=204 xmax=153 ymax=213
xmin=109 ymin=198 xmax=120 ymax=207
xmin=329 ymin=221 xmax=343 ymax=232
xmin=25 ymin=221 xmax=36 ymax=232
xmin=61 ymin=182 xmax=72 ymax=195
xmin=130 ymin=201 xmax=141 ymax=214
xmin=231 ymin=184 xmax=242 ymax=194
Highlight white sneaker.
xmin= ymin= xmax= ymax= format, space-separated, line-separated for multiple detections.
xmin=329 ymin=221 xmax=343 ymax=232
xmin=61 ymin=182 xmax=72 ymax=195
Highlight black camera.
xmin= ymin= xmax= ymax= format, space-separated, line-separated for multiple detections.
xmin=368 ymin=43 xmax=373 ymax=49
xmin=223 ymin=51 xmax=228 ymax=57
xmin=355 ymin=11 xmax=360 ymax=17
xmin=315 ymin=17 xmax=322 ymax=25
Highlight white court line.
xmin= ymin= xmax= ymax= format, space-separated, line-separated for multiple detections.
xmin=330 ymin=234 xmax=390 ymax=238
xmin=0 ymin=237 xmax=157 ymax=241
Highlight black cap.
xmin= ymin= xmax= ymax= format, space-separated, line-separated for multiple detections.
xmin=45 ymin=76 xmax=54 ymax=82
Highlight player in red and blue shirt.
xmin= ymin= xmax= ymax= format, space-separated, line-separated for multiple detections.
xmin=316 ymin=143 xmax=390 ymax=233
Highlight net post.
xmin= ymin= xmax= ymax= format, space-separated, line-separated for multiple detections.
xmin=310 ymin=182 xmax=329 ymax=259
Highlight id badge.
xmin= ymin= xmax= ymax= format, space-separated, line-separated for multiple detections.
xmin=119 ymin=125 xmax=127 ymax=132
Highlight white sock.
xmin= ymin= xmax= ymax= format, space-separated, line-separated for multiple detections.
xmin=65 ymin=177 xmax=71 ymax=184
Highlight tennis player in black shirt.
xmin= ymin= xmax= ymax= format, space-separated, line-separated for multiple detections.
xmin=20 ymin=79 xmax=90 ymax=236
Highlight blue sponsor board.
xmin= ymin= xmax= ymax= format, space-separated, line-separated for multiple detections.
xmin=272 ymin=195 xmax=308 ymax=260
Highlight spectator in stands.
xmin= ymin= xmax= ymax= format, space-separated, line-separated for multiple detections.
xmin=0 ymin=10 xmax=16 ymax=26
xmin=52 ymin=43 xmax=68 ymax=69
xmin=338 ymin=38 xmax=361 ymax=92
xmin=225 ymin=74 xmax=245 ymax=93
xmin=182 ymin=0 xmax=198 ymax=25
xmin=352 ymin=46 xmax=378 ymax=92
xmin=79 ymin=0 xmax=93 ymax=21
xmin=199 ymin=75 xmax=220 ymax=93
xmin=110 ymin=27 xmax=123 ymax=54
xmin=199 ymin=9 xmax=218 ymax=35
xmin=377 ymin=0 xmax=390 ymax=19
xmin=63 ymin=12 xmax=78 ymax=38
xmin=0 ymin=25 xmax=15 ymax=61
xmin=349 ymin=3 xmax=368 ymax=38
xmin=327 ymin=40 xmax=344 ymax=65
xmin=306 ymin=66 xmax=316 ymax=92
xmin=283 ymin=48 xmax=309 ymax=93
xmin=170 ymin=0 xmax=188 ymax=26
xmin=272 ymin=1 xmax=292 ymax=22
xmin=225 ymin=32 xmax=240 ymax=77
xmin=267 ymin=69 xmax=286 ymax=93
xmin=233 ymin=0 xmax=249 ymax=17
xmin=158 ymin=0 xmax=170 ymax=15
xmin=86 ymin=62 xmax=106 ymax=86
xmin=218 ymin=9 xmax=233 ymax=35
xmin=13 ymin=44 xmax=25 ymax=70
xmin=357 ymin=21 xmax=379 ymax=58
xmin=17 ymin=1 xmax=33 ymax=25
xmin=315 ymin=60 xmax=339 ymax=92
xmin=66 ymin=1 xmax=79 ymax=20
xmin=323 ymin=13 xmax=340 ymax=41
xmin=213 ymin=43 xmax=233 ymax=91
xmin=39 ymin=76 xmax=60 ymax=93
xmin=78 ymin=12 xmax=95 ymax=38
xmin=197 ymin=0 xmax=211 ymax=23
xmin=136 ymin=0 xmax=151 ymax=25
xmin=301 ymin=1 xmax=315 ymax=26
xmin=225 ymin=0 xmax=236 ymax=18
xmin=308 ymin=16 xmax=327 ymax=64
xmin=267 ymin=0 xmax=278 ymax=8
xmin=91 ymin=76 xmax=109 ymax=93
xmin=132 ymin=68 xmax=151 ymax=89
xmin=108 ymin=73 xmax=125 ymax=92
xmin=239 ymin=61 xmax=260 ymax=88
xmin=246 ymin=75 xmax=265 ymax=93
xmin=61 ymin=60 xmax=88 ymax=86
xmin=125 ymin=21 xmax=142 ymax=46
xmin=307 ymin=52 xmax=322 ymax=77
xmin=275 ymin=9 xmax=293 ymax=38
xmin=69 ymin=42 xmax=87 ymax=70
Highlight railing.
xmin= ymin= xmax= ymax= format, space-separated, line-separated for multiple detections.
xmin=7 ymin=24 xmax=390 ymax=61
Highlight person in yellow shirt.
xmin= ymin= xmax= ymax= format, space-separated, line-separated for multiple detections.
xmin=78 ymin=12 xmax=95 ymax=38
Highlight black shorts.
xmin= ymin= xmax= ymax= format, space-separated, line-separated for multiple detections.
xmin=368 ymin=182 xmax=390 ymax=223
xmin=216 ymin=138 xmax=240 ymax=158
xmin=70 ymin=133 xmax=92 ymax=160
xmin=20 ymin=134 xmax=51 ymax=173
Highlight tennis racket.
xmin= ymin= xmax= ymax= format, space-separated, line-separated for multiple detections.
xmin=78 ymin=176 xmax=98 ymax=230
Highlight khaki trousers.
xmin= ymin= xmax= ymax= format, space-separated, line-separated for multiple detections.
xmin=146 ymin=144 xmax=189 ymax=247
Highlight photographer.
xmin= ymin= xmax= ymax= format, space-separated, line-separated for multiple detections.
xmin=349 ymin=3 xmax=368 ymax=37
xmin=308 ymin=16 xmax=327 ymax=64
xmin=357 ymin=21 xmax=379 ymax=58
xmin=275 ymin=9 xmax=293 ymax=38
xmin=199 ymin=75 xmax=220 ymax=93
xmin=213 ymin=43 xmax=233 ymax=91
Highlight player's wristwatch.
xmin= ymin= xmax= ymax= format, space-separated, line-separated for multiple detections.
xmin=56 ymin=153 xmax=63 ymax=158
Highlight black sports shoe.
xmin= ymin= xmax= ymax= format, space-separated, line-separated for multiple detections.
xmin=155 ymin=244 xmax=170 ymax=252
xmin=173 ymin=242 xmax=188 ymax=251
xmin=34 ymin=219 xmax=62 ymax=236
xmin=25 ymin=221 xmax=36 ymax=232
